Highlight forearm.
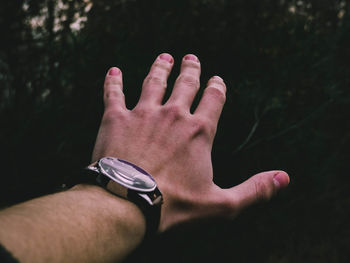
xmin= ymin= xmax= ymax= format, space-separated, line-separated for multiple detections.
xmin=0 ymin=185 xmax=145 ymax=263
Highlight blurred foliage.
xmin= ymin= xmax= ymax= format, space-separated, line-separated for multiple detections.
xmin=0 ymin=0 xmax=349 ymax=262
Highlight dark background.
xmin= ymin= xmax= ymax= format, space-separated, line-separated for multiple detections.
xmin=0 ymin=0 xmax=349 ymax=262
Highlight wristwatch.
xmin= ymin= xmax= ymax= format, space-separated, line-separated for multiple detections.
xmin=85 ymin=157 xmax=163 ymax=236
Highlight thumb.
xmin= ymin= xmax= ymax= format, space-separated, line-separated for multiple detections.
xmin=225 ymin=170 xmax=290 ymax=213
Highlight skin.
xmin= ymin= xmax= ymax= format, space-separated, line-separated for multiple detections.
xmin=0 ymin=185 xmax=145 ymax=263
xmin=92 ymin=53 xmax=290 ymax=231
xmin=0 ymin=53 xmax=289 ymax=263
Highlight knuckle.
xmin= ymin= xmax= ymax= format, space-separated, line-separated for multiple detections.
xmin=190 ymin=117 xmax=214 ymax=138
xmin=162 ymin=104 xmax=185 ymax=121
xmin=208 ymin=77 xmax=226 ymax=89
xmin=102 ymin=108 xmax=126 ymax=124
xmin=104 ymin=89 xmax=122 ymax=101
xmin=132 ymin=105 xmax=154 ymax=119
xmin=205 ymin=87 xmax=226 ymax=104
xmin=193 ymin=117 xmax=208 ymax=133
xmin=183 ymin=60 xmax=201 ymax=70
xmin=153 ymin=61 xmax=172 ymax=72
xmin=143 ymin=74 xmax=166 ymax=88
xmin=254 ymin=178 xmax=273 ymax=202
xmin=177 ymin=74 xmax=200 ymax=89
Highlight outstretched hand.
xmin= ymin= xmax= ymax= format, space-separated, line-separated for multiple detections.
xmin=92 ymin=53 xmax=289 ymax=232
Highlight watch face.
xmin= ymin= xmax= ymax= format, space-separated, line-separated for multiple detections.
xmin=98 ymin=157 xmax=157 ymax=192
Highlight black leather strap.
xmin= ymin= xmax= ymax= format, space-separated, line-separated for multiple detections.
xmin=80 ymin=167 xmax=162 ymax=238
xmin=127 ymin=188 xmax=162 ymax=237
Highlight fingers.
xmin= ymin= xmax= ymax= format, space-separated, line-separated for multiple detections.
xmin=138 ymin=53 xmax=174 ymax=106
xmin=224 ymin=171 xmax=290 ymax=214
xmin=166 ymin=54 xmax=201 ymax=109
xmin=194 ymin=76 xmax=226 ymax=127
xmin=104 ymin=67 xmax=125 ymax=110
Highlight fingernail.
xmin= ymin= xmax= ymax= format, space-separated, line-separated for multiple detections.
xmin=273 ymin=172 xmax=290 ymax=189
xmin=184 ymin=54 xmax=199 ymax=62
xmin=213 ymin=75 xmax=223 ymax=81
xmin=159 ymin=53 xmax=173 ymax=63
xmin=109 ymin=67 xmax=120 ymax=76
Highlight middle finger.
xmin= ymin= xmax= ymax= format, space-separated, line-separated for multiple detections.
xmin=166 ymin=54 xmax=201 ymax=110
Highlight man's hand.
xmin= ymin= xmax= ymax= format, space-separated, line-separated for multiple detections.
xmin=92 ymin=53 xmax=290 ymax=231
xmin=0 ymin=53 xmax=290 ymax=263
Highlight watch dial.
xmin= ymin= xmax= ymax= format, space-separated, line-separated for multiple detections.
xmin=98 ymin=157 xmax=156 ymax=192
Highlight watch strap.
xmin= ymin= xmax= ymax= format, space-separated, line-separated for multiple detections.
xmin=82 ymin=166 xmax=162 ymax=237
xmin=127 ymin=188 xmax=162 ymax=236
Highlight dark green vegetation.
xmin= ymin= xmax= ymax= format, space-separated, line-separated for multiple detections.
xmin=0 ymin=0 xmax=349 ymax=262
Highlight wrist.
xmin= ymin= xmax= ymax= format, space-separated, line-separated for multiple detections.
xmin=83 ymin=157 xmax=163 ymax=236
xmin=70 ymin=184 xmax=146 ymax=237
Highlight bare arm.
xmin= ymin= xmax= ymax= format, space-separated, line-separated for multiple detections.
xmin=0 ymin=185 xmax=145 ymax=263
xmin=0 ymin=53 xmax=289 ymax=263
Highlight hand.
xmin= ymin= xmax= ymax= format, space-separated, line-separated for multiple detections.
xmin=92 ymin=53 xmax=290 ymax=231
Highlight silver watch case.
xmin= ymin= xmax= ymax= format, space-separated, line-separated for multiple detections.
xmin=88 ymin=157 xmax=157 ymax=193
